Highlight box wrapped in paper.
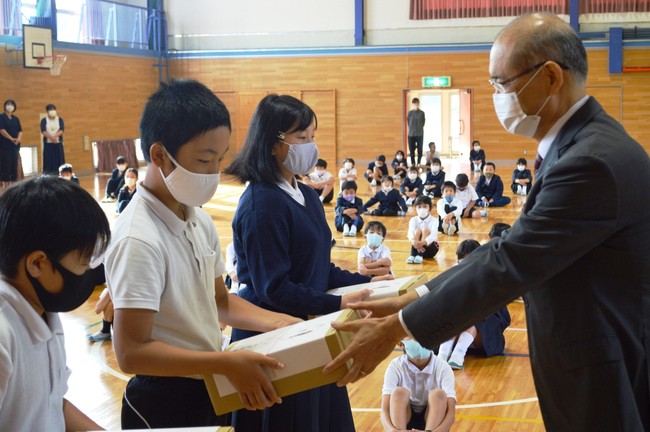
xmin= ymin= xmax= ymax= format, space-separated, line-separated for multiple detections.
xmin=204 ymin=308 xmax=360 ymax=415
xmin=325 ymin=274 xmax=427 ymax=300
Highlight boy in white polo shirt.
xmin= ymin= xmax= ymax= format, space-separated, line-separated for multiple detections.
xmin=382 ymin=338 xmax=456 ymax=431
xmin=0 ymin=177 xmax=111 ymax=431
xmin=105 ymin=80 xmax=300 ymax=429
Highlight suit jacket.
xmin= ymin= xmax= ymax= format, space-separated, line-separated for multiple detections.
xmin=402 ymin=97 xmax=650 ymax=430
xmin=475 ymin=173 xmax=505 ymax=200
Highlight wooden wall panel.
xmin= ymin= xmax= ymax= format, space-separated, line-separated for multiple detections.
xmin=302 ymin=90 xmax=336 ymax=166
xmin=171 ymin=48 xmax=650 ymax=174
xmin=0 ymin=49 xmax=158 ymax=173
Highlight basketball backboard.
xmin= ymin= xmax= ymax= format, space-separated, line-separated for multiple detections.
xmin=23 ymin=25 xmax=52 ymax=69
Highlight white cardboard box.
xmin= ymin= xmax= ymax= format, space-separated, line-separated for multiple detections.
xmin=204 ymin=309 xmax=360 ymax=415
xmin=325 ymin=274 xmax=427 ymax=300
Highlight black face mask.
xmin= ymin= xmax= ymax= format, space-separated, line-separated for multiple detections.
xmin=25 ymin=257 xmax=96 ymax=313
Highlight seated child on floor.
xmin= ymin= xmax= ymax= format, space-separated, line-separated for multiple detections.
xmin=437 ymin=181 xmax=463 ymax=236
xmin=511 ymin=157 xmax=533 ymax=196
xmin=381 ymin=338 xmax=456 ymax=432
xmin=391 ymin=150 xmax=408 ymax=181
xmin=363 ymin=176 xmax=407 ymax=216
xmin=423 ymin=158 xmax=445 ymax=198
xmin=455 ymin=173 xmax=487 ymax=219
xmin=400 ymin=166 xmax=423 ymax=206
xmin=365 ymin=154 xmax=389 ymax=186
xmin=338 ymin=157 xmax=358 ymax=191
xmin=358 ymin=221 xmax=393 ymax=277
xmin=406 ymin=195 xmax=439 ymax=264
xmin=476 ymin=162 xmax=511 ymax=208
xmin=437 ymin=239 xmax=512 ymax=370
xmin=335 ymin=180 xmax=364 ymax=237
xmin=303 ymin=158 xmax=335 ymax=203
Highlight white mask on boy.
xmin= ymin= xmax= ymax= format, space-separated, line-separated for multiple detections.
xmin=160 ymin=149 xmax=220 ymax=207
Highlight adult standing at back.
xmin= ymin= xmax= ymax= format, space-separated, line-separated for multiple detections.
xmin=41 ymin=103 xmax=66 ymax=174
xmin=0 ymin=99 xmax=22 ymax=190
xmin=325 ymin=13 xmax=650 ymax=431
xmin=226 ymin=94 xmax=377 ymax=432
xmin=407 ymin=97 xmax=425 ymax=166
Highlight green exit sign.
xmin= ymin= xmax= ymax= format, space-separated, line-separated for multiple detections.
xmin=422 ymin=76 xmax=452 ymax=88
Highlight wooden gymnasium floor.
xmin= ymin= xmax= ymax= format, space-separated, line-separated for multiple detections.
xmin=63 ymin=157 xmax=544 ymax=431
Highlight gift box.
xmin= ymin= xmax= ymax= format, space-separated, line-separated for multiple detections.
xmin=204 ymin=308 xmax=360 ymax=415
xmin=325 ymin=274 xmax=427 ymax=300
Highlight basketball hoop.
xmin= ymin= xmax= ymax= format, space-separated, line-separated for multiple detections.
xmin=36 ymin=55 xmax=67 ymax=76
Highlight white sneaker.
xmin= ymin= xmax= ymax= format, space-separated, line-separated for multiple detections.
xmin=447 ymin=225 xmax=457 ymax=236
xmin=413 ymin=255 xmax=423 ymax=264
xmin=398 ymin=211 xmax=406 ymax=216
xmin=370 ymin=180 xmax=377 ymax=186
xmin=406 ymin=256 xmax=415 ymax=264
xmin=349 ymin=225 xmax=357 ymax=236
xmin=406 ymin=197 xmax=414 ymax=206
xmin=479 ymin=209 xmax=489 ymax=218
xmin=343 ymin=224 xmax=350 ymax=236
xmin=520 ymin=185 xmax=527 ymax=195
xmin=516 ymin=185 xmax=523 ymax=195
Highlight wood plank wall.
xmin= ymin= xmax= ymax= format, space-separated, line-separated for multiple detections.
xmin=0 ymin=49 xmax=158 ymax=173
xmin=172 ymin=48 xmax=650 ymax=170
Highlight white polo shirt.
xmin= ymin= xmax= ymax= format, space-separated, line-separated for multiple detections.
xmin=358 ymin=244 xmax=392 ymax=265
xmin=0 ymin=279 xmax=69 ymax=431
xmin=382 ymin=354 xmax=456 ymax=412
xmin=105 ymin=185 xmax=226 ymax=357
xmin=455 ymin=185 xmax=479 ymax=209
xmin=407 ymin=215 xmax=438 ymax=245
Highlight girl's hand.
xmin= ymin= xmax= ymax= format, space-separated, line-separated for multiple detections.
xmin=371 ymin=274 xmax=394 ymax=282
xmin=341 ymin=289 xmax=372 ymax=309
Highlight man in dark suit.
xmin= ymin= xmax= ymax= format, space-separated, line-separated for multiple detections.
xmin=325 ymin=13 xmax=650 ymax=430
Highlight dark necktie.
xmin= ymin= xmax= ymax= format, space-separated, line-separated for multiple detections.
xmin=534 ymin=153 xmax=544 ymax=174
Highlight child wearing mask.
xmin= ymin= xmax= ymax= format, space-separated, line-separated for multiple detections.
xmin=363 ymin=176 xmax=408 ymax=216
xmin=511 ymin=157 xmax=533 ymax=196
xmin=400 ymin=166 xmax=423 ymax=206
xmin=423 ymin=158 xmax=445 ymax=198
xmin=303 ymin=158 xmax=335 ymax=203
xmin=438 ymin=239 xmax=511 ymax=370
xmin=0 ymin=176 xmax=111 ymax=430
xmin=116 ymin=167 xmax=138 ymax=213
xmin=437 ymin=181 xmax=463 ymax=236
xmin=358 ymin=221 xmax=393 ymax=277
xmin=365 ymin=154 xmax=389 ymax=186
xmin=476 ymin=162 xmax=511 ymax=207
xmin=406 ymin=195 xmax=439 ymax=264
xmin=335 ymin=180 xmax=364 ymax=236
xmin=381 ymin=338 xmax=456 ymax=432
xmin=338 ymin=157 xmax=358 ymax=191
xmin=469 ymin=140 xmax=486 ymax=172
xmin=102 ymin=155 xmax=128 ymax=202
xmin=391 ymin=150 xmax=408 ymax=181
xmin=455 ymin=173 xmax=486 ymax=219
xmin=104 ymin=80 xmax=301 ymax=429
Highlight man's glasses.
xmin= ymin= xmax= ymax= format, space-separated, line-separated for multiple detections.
xmin=488 ymin=62 xmax=546 ymax=93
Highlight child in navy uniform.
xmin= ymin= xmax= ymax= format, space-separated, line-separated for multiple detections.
xmin=400 ymin=166 xmax=423 ymax=206
xmin=364 ymin=176 xmax=408 ymax=216
xmin=365 ymin=154 xmax=389 ymax=186
xmin=58 ymin=163 xmax=79 ymax=184
xmin=511 ymin=157 xmax=533 ymax=195
xmin=391 ymin=150 xmax=408 ymax=181
xmin=469 ymin=140 xmax=486 ymax=172
xmin=423 ymin=158 xmax=445 ymax=198
xmin=476 ymin=162 xmax=511 ymax=207
xmin=102 ymin=155 xmax=128 ymax=202
xmin=335 ymin=180 xmax=364 ymax=236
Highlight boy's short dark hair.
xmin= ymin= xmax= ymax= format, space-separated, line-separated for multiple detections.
xmin=316 ymin=159 xmax=327 ymax=169
xmin=116 ymin=156 xmax=126 ymax=165
xmin=431 ymin=158 xmax=442 ymax=166
xmin=344 ymin=157 xmax=355 ymax=165
xmin=412 ymin=97 xmax=420 ymax=104
xmin=45 ymin=103 xmax=56 ymax=111
xmin=428 ymin=141 xmax=436 ymax=149
xmin=456 ymin=239 xmax=481 ymax=260
xmin=517 ymin=158 xmax=528 ymax=165
xmin=0 ymin=177 xmax=110 ymax=278
xmin=140 ymin=79 xmax=231 ymax=163
xmin=408 ymin=165 xmax=418 ymax=172
xmin=381 ymin=175 xmax=394 ymax=185
xmin=485 ymin=162 xmax=496 ymax=170
xmin=472 ymin=140 xmax=481 ymax=146
xmin=489 ymin=222 xmax=512 ymax=239
xmin=341 ymin=180 xmax=358 ymax=191
xmin=226 ymin=94 xmax=315 ymax=184
xmin=442 ymin=181 xmax=456 ymax=192
xmin=376 ymin=155 xmax=386 ymax=162
xmin=58 ymin=163 xmax=73 ymax=175
xmin=413 ymin=195 xmax=432 ymax=208
xmin=455 ymin=173 xmax=469 ymax=188
xmin=364 ymin=220 xmax=387 ymax=237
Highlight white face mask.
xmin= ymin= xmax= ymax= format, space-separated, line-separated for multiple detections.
xmin=396 ymin=155 xmax=403 ymax=161
xmin=160 ymin=149 xmax=220 ymax=207
xmin=125 ymin=177 xmax=137 ymax=187
xmin=408 ymin=173 xmax=418 ymax=181
xmin=48 ymin=110 xmax=57 ymax=117
xmin=281 ymin=141 xmax=318 ymax=175
xmin=431 ymin=166 xmax=440 ymax=174
xmin=382 ymin=186 xmax=392 ymax=194
xmin=517 ymin=165 xmax=526 ymax=172
xmin=344 ymin=162 xmax=352 ymax=170
xmin=492 ymin=66 xmax=550 ymax=138
xmin=416 ymin=208 xmax=430 ymax=219
xmin=5 ymin=105 xmax=14 ymax=113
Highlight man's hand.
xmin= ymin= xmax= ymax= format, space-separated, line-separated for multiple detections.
xmin=341 ymin=289 xmax=372 ymax=309
xmin=323 ymin=314 xmax=406 ymax=385
xmin=346 ymin=290 xmax=418 ymax=318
